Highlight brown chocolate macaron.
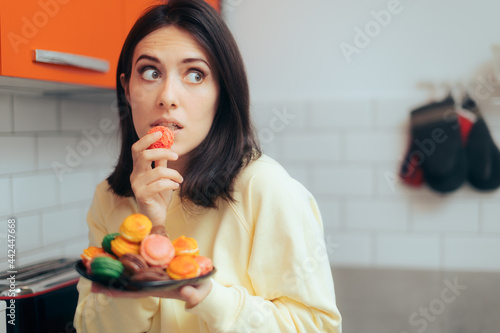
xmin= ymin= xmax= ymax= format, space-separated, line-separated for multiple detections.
xmin=150 ymin=225 xmax=169 ymax=238
xmin=119 ymin=253 xmax=148 ymax=276
xmin=131 ymin=267 xmax=171 ymax=282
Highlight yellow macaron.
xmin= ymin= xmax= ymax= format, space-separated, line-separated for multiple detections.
xmin=119 ymin=213 xmax=153 ymax=243
xmin=111 ymin=235 xmax=140 ymax=257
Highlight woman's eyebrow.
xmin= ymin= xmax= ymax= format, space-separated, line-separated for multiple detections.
xmin=182 ymin=58 xmax=210 ymax=68
xmin=136 ymin=54 xmax=160 ymax=64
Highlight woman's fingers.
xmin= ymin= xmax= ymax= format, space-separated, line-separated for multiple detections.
xmin=142 ymin=166 xmax=184 ymax=186
xmin=154 ymin=158 xmax=167 ymax=169
xmin=134 ymin=148 xmax=178 ymax=170
xmin=134 ymin=179 xmax=180 ymax=199
xmin=132 ymin=167 xmax=183 ymax=196
xmin=131 ymin=131 xmax=162 ymax=155
xmin=131 ymin=131 xmax=178 ymax=168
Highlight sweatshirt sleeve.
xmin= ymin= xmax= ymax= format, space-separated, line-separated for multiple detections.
xmin=188 ymin=164 xmax=342 ymax=332
xmin=73 ymin=182 xmax=160 ymax=333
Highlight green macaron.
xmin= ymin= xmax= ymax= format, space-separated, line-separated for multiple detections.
xmin=101 ymin=233 xmax=120 ymax=255
xmin=91 ymin=256 xmax=124 ymax=280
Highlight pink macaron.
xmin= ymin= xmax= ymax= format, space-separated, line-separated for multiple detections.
xmin=140 ymin=234 xmax=175 ymax=268
xmin=194 ymin=256 xmax=213 ymax=276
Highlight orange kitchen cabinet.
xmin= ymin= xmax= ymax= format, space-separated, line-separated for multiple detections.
xmin=0 ymin=0 xmax=220 ymax=89
xmin=0 ymin=0 xmax=123 ymax=89
xmin=204 ymin=0 xmax=221 ymax=12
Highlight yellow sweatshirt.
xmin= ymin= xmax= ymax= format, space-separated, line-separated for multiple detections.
xmin=74 ymin=154 xmax=342 ymax=332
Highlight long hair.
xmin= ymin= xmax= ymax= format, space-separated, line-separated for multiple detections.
xmin=107 ymin=0 xmax=261 ymax=208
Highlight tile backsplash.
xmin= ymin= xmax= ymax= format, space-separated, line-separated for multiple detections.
xmin=251 ymin=95 xmax=500 ymax=272
xmin=0 ymin=92 xmax=119 ymax=271
xmin=1 ymin=90 xmax=500 ymax=272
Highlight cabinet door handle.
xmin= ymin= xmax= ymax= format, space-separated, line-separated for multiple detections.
xmin=33 ymin=49 xmax=110 ymax=73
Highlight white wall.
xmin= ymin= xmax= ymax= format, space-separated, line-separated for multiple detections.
xmin=0 ymin=94 xmax=119 ymax=270
xmin=224 ymin=0 xmax=500 ymax=99
xmin=224 ymin=0 xmax=500 ymax=271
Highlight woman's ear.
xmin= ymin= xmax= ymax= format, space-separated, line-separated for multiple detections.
xmin=120 ymin=73 xmax=130 ymax=103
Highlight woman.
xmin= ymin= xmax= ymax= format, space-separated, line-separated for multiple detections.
xmin=74 ymin=0 xmax=341 ymax=332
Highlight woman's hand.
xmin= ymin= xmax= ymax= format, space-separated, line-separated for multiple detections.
xmin=130 ymin=131 xmax=184 ymax=225
xmin=91 ymin=279 xmax=212 ymax=309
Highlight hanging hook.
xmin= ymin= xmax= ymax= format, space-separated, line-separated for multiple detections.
xmin=416 ymin=81 xmax=437 ymax=102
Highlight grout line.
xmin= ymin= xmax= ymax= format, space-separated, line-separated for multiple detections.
xmin=34 ymin=133 xmax=40 ymax=171
xmin=0 ymin=199 xmax=93 ymax=222
xmin=37 ymin=212 xmax=43 ymax=252
xmin=9 ymin=94 xmax=14 ymax=133
xmin=369 ymin=97 xmax=377 ymax=129
xmin=439 ymin=232 xmax=445 ymax=271
xmin=338 ymin=197 xmax=346 ymax=230
xmin=477 ymin=200 xmax=483 ymax=234
xmin=9 ymin=175 xmax=14 ymax=217
xmin=407 ymin=196 xmax=413 ymax=232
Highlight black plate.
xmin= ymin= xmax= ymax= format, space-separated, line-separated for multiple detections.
xmin=75 ymin=260 xmax=215 ymax=291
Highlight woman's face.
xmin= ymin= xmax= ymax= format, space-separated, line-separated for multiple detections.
xmin=122 ymin=25 xmax=219 ymax=163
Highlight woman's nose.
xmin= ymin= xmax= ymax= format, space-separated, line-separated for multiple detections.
xmin=157 ymin=77 xmax=179 ymax=109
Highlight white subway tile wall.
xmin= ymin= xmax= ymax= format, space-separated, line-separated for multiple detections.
xmin=482 ymin=201 xmax=500 ymax=233
xmin=1 ymin=93 xmax=500 ymax=273
xmin=0 ymin=178 xmax=12 ymax=217
xmin=375 ymin=233 xmax=441 ymax=269
xmin=37 ymin=136 xmax=79 ymax=170
xmin=254 ymin=97 xmax=500 ymax=272
xmin=0 ymin=94 xmax=12 ymax=133
xmin=60 ymin=99 xmax=101 ymax=131
xmin=0 ymin=93 xmax=118 ymax=271
xmin=0 ymin=137 xmax=36 ymax=174
xmin=13 ymin=96 xmax=59 ymax=132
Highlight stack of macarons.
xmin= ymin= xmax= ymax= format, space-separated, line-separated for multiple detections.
xmin=80 ymin=213 xmax=213 ymax=282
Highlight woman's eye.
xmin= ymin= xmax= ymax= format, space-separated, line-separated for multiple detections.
xmin=141 ymin=68 xmax=160 ymax=81
xmin=185 ymin=71 xmax=204 ymax=83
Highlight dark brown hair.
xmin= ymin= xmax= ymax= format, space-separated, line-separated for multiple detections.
xmin=107 ymin=0 xmax=261 ymax=208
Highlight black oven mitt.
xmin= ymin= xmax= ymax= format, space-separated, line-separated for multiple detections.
xmin=462 ymin=96 xmax=500 ymax=191
xmin=410 ymin=95 xmax=467 ymax=193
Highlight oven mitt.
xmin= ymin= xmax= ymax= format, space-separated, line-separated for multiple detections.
xmin=409 ymin=95 xmax=467 ymax=193
xmin=462 ymin=96 xmax=500 ymax=191
xmin=400 ymin=95 xmax=455 ymax=187
xmin=400 ymin=140 xmax=424 ymax=187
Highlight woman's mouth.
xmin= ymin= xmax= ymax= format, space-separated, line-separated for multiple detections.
xmin=151 ymin=121 xmax=182 ymax=132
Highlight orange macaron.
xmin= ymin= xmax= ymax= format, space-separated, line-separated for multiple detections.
xmin=147 ymin=126 xmax=174 ymax=149
xmin=119 ymin=213 xmax=153 ymax=243
xmin=80 ymin=246 xmax=105 ymax=262
xmin=167 ymin=255 xmax=201 ymax=280
xmin=81 ymin=246 xmax=106 ymax=272
xmin=172 ymin=235 xmax=200 ymax=256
